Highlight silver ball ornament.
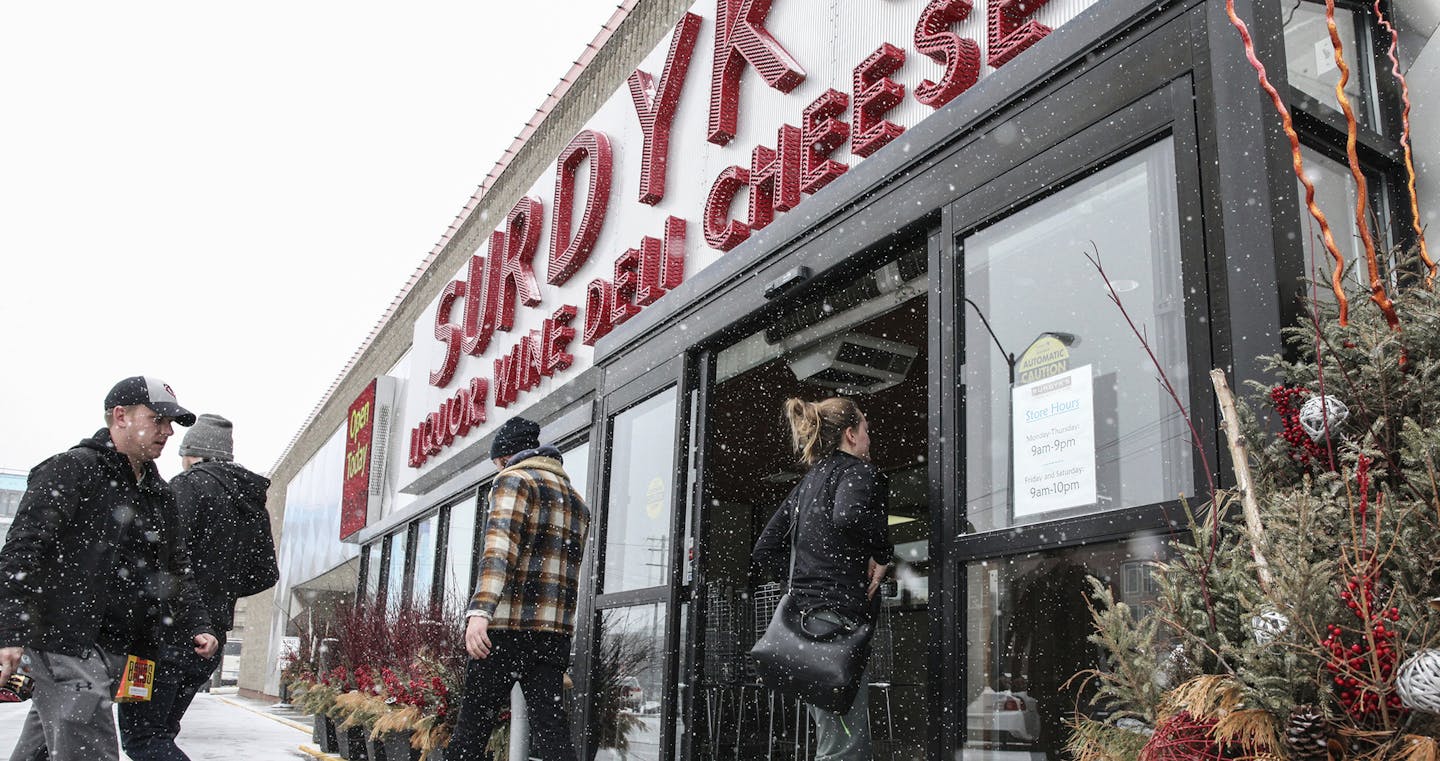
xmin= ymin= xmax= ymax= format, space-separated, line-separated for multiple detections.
xmin=1251 ymin=610 xmax=1289 ymax=645
xmin=1298 ymin=395 xmax=1348 ymax=442
xmin=1396 ymin=649 xmax=1440 ymax=714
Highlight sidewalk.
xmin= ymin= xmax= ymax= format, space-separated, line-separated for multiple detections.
xmin=0 ymin=687 xmax=318 ymax=759
xmin=213 ymin=690 xmax=338 ymax=760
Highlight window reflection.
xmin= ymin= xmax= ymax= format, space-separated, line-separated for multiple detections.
xmin=1283 ymin=1 xmax=1379 ymax=132
xmin=411 ymin=515 xmax=437 ymax=608
xmin=961 ymin=139 xmax=1191 ymax=532
xmin=385 ymin=530 xmax=407 ymax=615
xmin=1296 ymin=144 xmax=1392 ymax=288
xmin=566 ymin=442 xmax=591 ymax=506
xmin=444 ymin=495 xmax=479 ymax=604
xmin=594 ymin=604 xmax=667 ymax=761
xmin=963 ymin=535 xmax=1173 ymax=761
xmin=364 ymin=542 xmax=382 ymax=602
xmin=604 ymin=389 xmax=678 ymax=593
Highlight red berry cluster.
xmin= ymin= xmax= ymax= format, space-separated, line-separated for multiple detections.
xmin=379 ymin=666 xmax=429 ymax=709
xmin=321 ymin=666 xmax=354 ymax=691
xmin=355 ymin=665 xmax=377 ymax=695
xmin=1322 ymin=573 xmax=1405 ymax=721
xmin=1270 ymin=386 xmax=1331 ymax=467
xmin=430 ymin=675 xmax=452 ymax=721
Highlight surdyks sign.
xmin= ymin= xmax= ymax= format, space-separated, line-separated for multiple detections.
xmin=410 ymin=0 xmax=1067 ymax=468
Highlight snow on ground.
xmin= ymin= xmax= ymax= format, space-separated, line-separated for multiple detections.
xmin=0 ymin=689 xmax=311 ymax=760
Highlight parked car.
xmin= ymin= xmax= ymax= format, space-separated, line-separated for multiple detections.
xmin=618 ymin=676 xmax=644 ymax=711
xmin=965 ymin=686 xmax=1041 ymax=746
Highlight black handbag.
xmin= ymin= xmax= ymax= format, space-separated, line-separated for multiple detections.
xmin=748 ymin=485 xmax=874 ymax=714
xmin=750 ymin=593 xmax=873 ymax=713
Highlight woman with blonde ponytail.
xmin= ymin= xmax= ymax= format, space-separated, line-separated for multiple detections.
xmin=751 ymin=397 xmax=893 ymax=760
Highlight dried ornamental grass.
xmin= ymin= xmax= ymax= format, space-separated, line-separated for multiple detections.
xmin=371 ymin=704 xmax=422 ymax=739
xmin=1213 ymin=709 xmax=1284 ymax=757
xmin=1159 ymin=676 xmax=1247 ymax=723
xmin=333 ymin=690 xmax=389 ymax=731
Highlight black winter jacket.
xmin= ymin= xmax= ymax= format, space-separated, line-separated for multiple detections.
xmin=0 ymin=429 xmax=215 ymax=657
xmin=751 ymin=452 xmax=894 ymax=621
xmin=169 ymin=461 xmax=275 ymax=634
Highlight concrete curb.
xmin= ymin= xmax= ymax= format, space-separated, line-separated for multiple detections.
xmin=298 ymin=744 xmax=343 ymax=760
xmin=210 ymin=694 xmax=312 ymax=734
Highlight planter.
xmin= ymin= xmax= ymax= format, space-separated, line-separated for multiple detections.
xmin=366 ymin=733 xmax=388 ymax=761
xmin=312 ymin=714 xmax=338 ymax=753
xmin=382 ymin=731 xmax=420 ymax=761
xmin=334 ymin=725 xmax=370 ymax=760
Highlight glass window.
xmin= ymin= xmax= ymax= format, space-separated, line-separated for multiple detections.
xmin=961 ymin=139 xmax=1192 ymax=533
xmin=411 ymin=515 xmax=438 ymax=609
xmin=1283 ymin=1 xmax=1380 ymax=132
xmin=1 ymin=491 xmax=21 ymax=518
xmin=385 ymin=530 xmax=408 ymax=615
xmin=593 ymin=604 xmax=667 ymax=761
xmin=963 ymin=534 xmax=1174 ymax=761
xmin=1296 ymin=144 xmax=1392 ymax=287
xmin=444 ymin=494 xmax=480 ymax=606
xmin=603 ymin=389 xmax=678 ymax=593
xmin=565 ymin=441 xmax=591 ymax=507
xmin=364 ymin=542 xmax=382 ymax=602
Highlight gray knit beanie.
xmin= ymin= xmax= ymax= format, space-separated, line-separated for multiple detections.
xmin=179 ymin=413 xmax=235 ymax=461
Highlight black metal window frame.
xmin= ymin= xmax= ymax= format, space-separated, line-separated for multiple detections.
xmin=934 ymin=78 xmax=1220 ymax=755
xmin=1280 ymin=0 xmax=1420 ymax=259
xmin=946 ymin=105 xmax=1216 ymax=560
xmin=376 ymin=534 xmax=392 ymax=609
xmin=574 ymin=353 xmax=695 ymax=761
xmin=354 ymin=426 xmax=595 ymax=611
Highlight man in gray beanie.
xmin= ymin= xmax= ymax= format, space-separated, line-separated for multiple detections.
xmin=178 ymin=413 xmax=234 ymax=461
xmin=118 ymin=414 xmax=278 ymax=761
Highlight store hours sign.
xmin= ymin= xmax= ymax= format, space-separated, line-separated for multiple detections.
xmin=1012 ymin=366 xmax=1097 ymax=517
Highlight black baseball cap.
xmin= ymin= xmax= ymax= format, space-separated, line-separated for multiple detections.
xmin=104 ymin=376 xmax=197 ymax=426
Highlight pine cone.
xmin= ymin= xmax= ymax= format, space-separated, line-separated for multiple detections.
xmin=1286 ymin=705 xmax=1329 ymax=761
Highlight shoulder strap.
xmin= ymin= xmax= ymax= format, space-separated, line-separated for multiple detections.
xmin=785 ymin=462 xmax=847 ymax=584
xmin=787 ymin=498 xmax=798 ymax=582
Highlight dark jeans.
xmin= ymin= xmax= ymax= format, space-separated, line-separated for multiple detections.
xmin=117 ymin=642 xmax=222 ymax=761
xmin=447 ymin=629 xmax=577 ymax=761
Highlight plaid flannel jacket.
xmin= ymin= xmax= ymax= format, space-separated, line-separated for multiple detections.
xmin=467 ymin=453 xmax=590 ymax=634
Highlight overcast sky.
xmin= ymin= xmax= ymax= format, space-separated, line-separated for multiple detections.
xmin=0 ymin=2 xmax=624 ymax=479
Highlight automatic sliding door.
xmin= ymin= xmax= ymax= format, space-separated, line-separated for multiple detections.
xmin=587 ymin=363 xmax=693 ymax=761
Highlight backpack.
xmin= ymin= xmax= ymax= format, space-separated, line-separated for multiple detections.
xmin=229 ymin=506 xmax=279 ymax=597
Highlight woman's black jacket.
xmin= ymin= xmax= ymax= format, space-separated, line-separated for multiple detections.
xmin=750 ymin=451 xmax=894 ymax=622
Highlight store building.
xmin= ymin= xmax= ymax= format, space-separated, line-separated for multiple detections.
xmin=0 ymin=468 xmax=26 ymax=541
xmin=242 ymin=0 xmax=1439 ymax=758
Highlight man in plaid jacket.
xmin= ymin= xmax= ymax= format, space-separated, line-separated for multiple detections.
xmin=449 ymin=416 xmax=591 ymax=761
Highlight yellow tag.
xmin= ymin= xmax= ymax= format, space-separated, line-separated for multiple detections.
xmin=114 ymin=655 xmax=156 ymax=703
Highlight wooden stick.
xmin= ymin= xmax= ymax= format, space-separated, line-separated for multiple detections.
xmin=1210 ymin=369 xmax=1274 ymax=591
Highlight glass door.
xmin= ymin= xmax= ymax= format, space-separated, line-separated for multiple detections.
xmin=583 ymin=354 xmax=697 ymax=761
xmin=689 ymin=240 xmax=933 ymax=761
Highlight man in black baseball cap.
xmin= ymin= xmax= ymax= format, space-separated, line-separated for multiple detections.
xmin=104 ymin=375 xmax=199 ymax=427
xmin=0 ymin=376 xmax=216 ymax=760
